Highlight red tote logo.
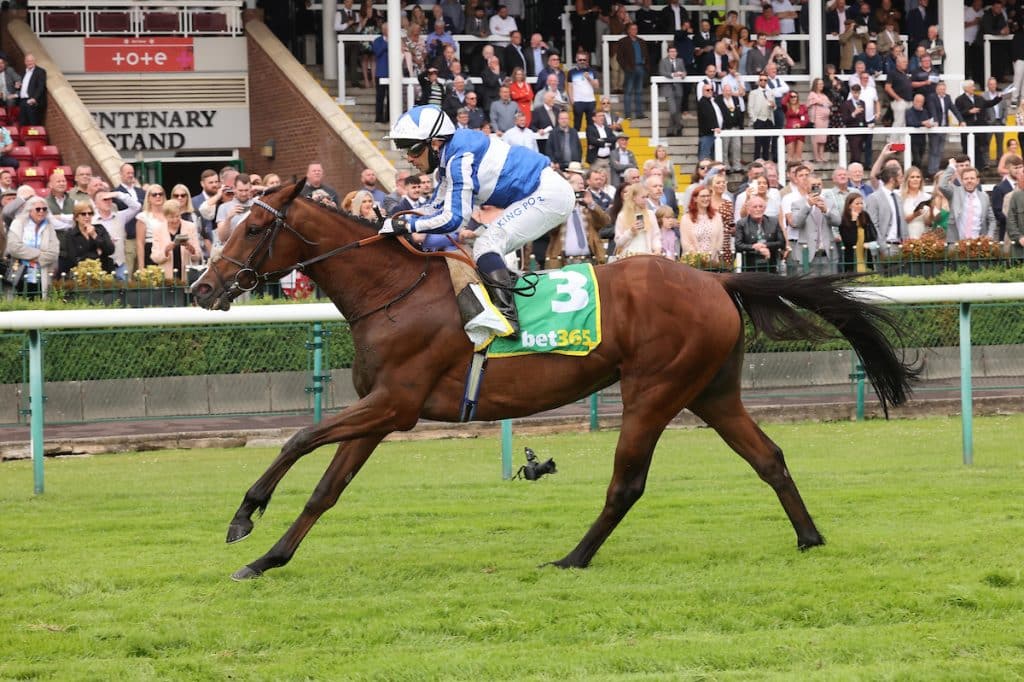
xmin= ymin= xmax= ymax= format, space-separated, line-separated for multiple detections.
xmin=84 ymin=38 xmax=194 ymax=73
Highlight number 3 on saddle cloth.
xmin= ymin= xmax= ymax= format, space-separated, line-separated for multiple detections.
xmin=451 ymin=262 xmax=602 ymax=356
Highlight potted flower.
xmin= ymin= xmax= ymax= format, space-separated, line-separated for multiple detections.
xmin=898 ymin=229 xmax=948 ymax=277
xmin=124 ymin=265 xmax=187 ymax=307
xmin=952 ymin=236 xmax=1003 ymax=271
xmin=54 ymin=259 xmax=120 ymax=305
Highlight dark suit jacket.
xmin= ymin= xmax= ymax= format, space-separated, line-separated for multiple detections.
xmin=615 ymin=36 xmax=648 ymax=72
xmin=734 ymin=215 xmax=785 ymax=269
xmin=839 ymin=98 xmax=867 ymax=127
xmin=990 ymin=177 xmax=1014 ymax=238
xmin=744 ymin=46 xmax=770 ymax=76
xmin=956 ymin=93 xmax=999 ymax=126
xmin=926 ymin=92 xmax=964 ymax=125
xmin=585 ymin=123 xmax=615 ymax=164
xmin=530 ymin=105 xmax=557 ymax=133
xmin=546 ymin=126 xmax=582 ymax=170
xmin=697 ymin=96 xmax=719 ymax=136
xmin=716 ymin=95 xmax=744 ymax=129
xmin=672 ymin=31 xmax=697 ymax=72
xmin=502 ymin=43 xmax=528 ymax=75
xmin=825 ymin=7 xmax=856 ymax=34
xmin=659 ymin=4 xmax=690 ymax=32
xmin=478 ymin=69 xmax=505 ymax=109
xmin=22 ymin=65 xmax=46 ymax=105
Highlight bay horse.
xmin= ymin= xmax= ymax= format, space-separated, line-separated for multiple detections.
xmin=192 ymin=180 xmax=915 ymax=581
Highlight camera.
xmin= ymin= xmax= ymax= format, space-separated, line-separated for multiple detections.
xmin=574 ymin=190 xmax=585 ymax=201
xmin=516 ymin=447 xmax=557 ymax=481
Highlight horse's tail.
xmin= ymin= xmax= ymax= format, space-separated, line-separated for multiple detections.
xmin=719 ymin=272 xmax=919 ymax=416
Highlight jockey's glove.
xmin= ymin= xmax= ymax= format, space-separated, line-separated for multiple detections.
xmin=379 ymin=216 xmax=412 ymax=235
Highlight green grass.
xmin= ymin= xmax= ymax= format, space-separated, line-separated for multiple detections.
xmin=2 ymin=417 xmax=1024 ymax=680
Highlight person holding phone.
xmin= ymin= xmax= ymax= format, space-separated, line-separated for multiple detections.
xmin=151 ymin=199 xmax=201 ymax=281
xmin=612 ymin=183 xmax=659 ymax=259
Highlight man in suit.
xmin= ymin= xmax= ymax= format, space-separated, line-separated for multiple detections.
xmin=937 ymin=161 xmax=998 ymax=242
xmin=546 ymin=110 xmax=582 ymax=170
xmin=745 ymin=34 xmax=771 ymax=76
xmin=990 ymin=154 xmax=1021 ymax=240
xmin=983 ymin=76 xmax=1007 ymax=163
xmin=696 ymin=82 xmax=721 ymax=161
xmin=1005 ymin=182 xmax=1024 ymax=262
xmin=789 ymin=174 xmax=841 ymax=274
xmin=0 ymin=56 xmax=21 ymax=110
xmin=660 ymin=0 xmax=690 ymax=33
xmin=692 ymin=18 xmax=716 ymax=70
xmin=530 ymin=89 xmax=559 ymax=154
xmin=525 ymin=33 xmax=548 ymax=79
xmin=117 ymin=162 xmax=148 ymax=272
xmin=535 ymin=51 xmax=566 ymax=95
xmin=585 ymin=111 xmax=615 ymax=166
xmin=864 ymin=165 xmax=907 ymax=255
xmin=840 ymin=83 xmax=869 ymax=164
xmin=734 ymin=195 xmax=785 ymax=272
xmin=904 ymin=0 xmax=933 ymax=49
xmin=615 ymin=23 xmax=648 ymax=120
xmin=956 ymin=79 xmax=1001 ymax=171
xmin=926 ymin=80 xmax=965 ymax=176
xmin=672 ymin=20 xmax=698 ymax=115
xmin=905 ymin=93 xmax=934 ymax=171
xmin=748 ymin=74 xmax=777 ymax=162
xmin=825 ymin=0 xmax=856 ymax=68
xmin=658 ymin=46 xmax=686 ymax=137
xmin=608 ymin=135 xmax=637 ymax=186
xmin=18 ymin=53 xmax=45 ymax=126
xmin=502 ymin=31 xmax=528 ymax=75
xmin=716 ymin=83 xmax=745 ymax=171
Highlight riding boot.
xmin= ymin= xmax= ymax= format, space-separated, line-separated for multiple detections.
xmin=482 ymin=266 xmax=520 ymax=339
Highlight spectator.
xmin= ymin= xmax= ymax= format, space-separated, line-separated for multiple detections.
xmin=585 ymin=111 xmax=614 ymax=166
xmin=644 ymin=171 xmax=678 ymax=218
xmin=876 ymin=17 xmax=903 ymax=62
xmin=393 ymin=175 xmax=427 ymax=213
xmin=782 ymin=91 xmax=809 ymax=162
xmin=215 ymin=176 xmax=254 ymax=245
xmin=357 ymin=168 xmax=386 ymax=205
xmin=535 ymin=51 xmax=566 ymax=96
xmin=708 ymin=172 xmax=735 ymax=265
xmin=417 ymin=66 xmax=445 ymax=106
xmin=979 ymin=1 xmax=1011 ymax=81
xmin=885 ymin=55 xmax=914 ymax=138
xmin=68 ymin=166 xmax=93 ymax=203
xmin=566 ymin=51 xmax=598 ymax=132
xmin=615 ymin=23 xmax=648 ymax=120
xmin=6 ymin=197 xmax=59 ymax=297
xmin=763 ymin=61 xmax=790 ymax=130
xmin=508 ymin=67 xmax=533 ymax=125
xmin=0 ymin=125 xmax=18 ymax=170
xmin=655 ymin=205 xmax=680 ymax=260
xmin=64 ymin=199 xmax=114 ymax=276
xmin=908 ymin=0 xmax=936 ymax=49
xmin=546 ymin=110 xmax=582 ymax=170
xmin=735 ymin=175 xmax=782 ymax=221
xmin=734 ymin=161 xmax=765 ymax=195
xmin=402 ymin=22 xmax=427 ymax=77
xmin=919 ymin=25 xmax=944 ymax=74
xmin=938 ymin=162 xmax=997 ymax=242
xmin=838 ymin=193 xmax=878 ymax=272
xmin=992 ymin=153 xmax=1022 ymax=238
xmin=530 ymin=90 xmax=558 ymax=154
xmin=442 ymin=74 xmax=471 ymax=120
xmin=608 ymin=135 xmax=636 ymax=186
xmin=532 ymin=72 xmax=568 ymax=112
xmin=151 ymin=199 xmax=201 ymax=281
xmin=804 ymin=79 xmax=832 ymax=164
xmin=983 ymin=77 xmax=1007 ymax=163
xmin=430 ymin=44 xmax=458 ymax=81
xmin=545 ymin=171 xmax=609 ymax=267
xmin=586 ymin=167 xmax=614 ymax=211
xmin=93 ymin=188 xmax=140 ymax=280
xmin=489 ymin=85 xmax=519 ymax=133
xmin=461 ymin=91 xmax=487 ymax=129
xmin=1012 ymin=27 xmax=1024 ymax=111
xmin=734 ymin=195 xmax=784 ymax=272
xmin=650 ymin=146 xmax=677 ymax=192
xmin=864 ymin=165 xmax=907 ymax=255
xmin=789 ymin=175 xmax=841 ymax=274
xmin=840 ymin=84 xmax=869 ymax=164
xmin=613 ymin=183 xmax=659 ymax=258
xmin=1006 ymin=177 xmax=1024 ymax=261
xmin=746 ymin=33 xmax=772 ymax=77
xmin=910 ymin=54 xmax=940 ymax=99
xmin=190 ymin=169 xmax=220 ymax=258
xmin=905 ymin=93 xmax=933 ymax=170
xmin=478 ymin=54 xmax=506 ymax=110
xmin=753 ymin=6 xmax=781 ymax=49
xmin=43 ymin=170 xmax=74 ymax=230
xmin=956 ymin=79 xmax=1000 ymax=171
xmin=502 ymin=30 xmax=527 ymax=74
xmin=926 ymin=80 xmax=964 ymax=176
xmin=661 ymin=0 xmax=690 ymax=34
xmin=17 ymin=53 xmax=45 ymax=126
xmin=696 ymin=82 xmax=721 ymax=162
xmin=902 ymin=166 xmax=932 ymax=239
xmin=503 ymin=110 xmax=539 ymax=152
xmin=0 ymin=169 xmax=13 ymax=194
xmin=748 ymin=73 xmax=778 ymax=162
xmin=371 ymin=23 xmax=390 ymax=124
xmin=489 ymin=5 xmax=517 ymax=46
xmin=0 ymin=56 xmax=19 ymax=110
xmin=136 ymin=184 xmax=167 ymax=267
xmin=349 ymin=190 xmax=379 ymax=222
xmin=854 ymin=41 xmax=884 ymax=77
xmin=300 ymin=162 xmax=341 ymax=205
xmin=659 ymin=45 xmax=687 ymax=137
xmin=113 ymin=163 xmax=147 ymax=273
xmin=847 ymin=162 xmax=873 ymax=197
xmin=381 ymin=169 xmax=411 ymax=214
xmin=998 ymin=140 xmax=1022 ymax=176
xmin=597 ymin=96 xmax=625 ymax=132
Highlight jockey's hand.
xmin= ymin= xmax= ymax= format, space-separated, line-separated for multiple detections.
xmin=379 ymin=216 xmax=411 ymax=236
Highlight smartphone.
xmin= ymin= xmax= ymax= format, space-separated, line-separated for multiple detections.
xmin=635 ymin=212 xmax=645 ymax=230
xmin=173 ymin=233 xmax=190 ymax=244
xmin=891 ymin=143 xmax=906 ymax=152
xmin=810 ymin=185 xmax=821 ymax=197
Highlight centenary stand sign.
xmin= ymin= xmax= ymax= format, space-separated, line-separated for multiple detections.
xmin=91 ymin=107 xmax=250 ymax=152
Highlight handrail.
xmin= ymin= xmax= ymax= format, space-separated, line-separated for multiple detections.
xmin=28 ymin=1 xmax=243 ymax=37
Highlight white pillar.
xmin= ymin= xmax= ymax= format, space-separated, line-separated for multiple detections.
xmin=940 ymin=0 xmax=965 ymax=95
xmin=387 ymin=0 xmax=404 ymax=126
xmin=808 ymin=0 xmax=823 ymax=80
xmin=322 ymin=0 xmax=338 ymax=81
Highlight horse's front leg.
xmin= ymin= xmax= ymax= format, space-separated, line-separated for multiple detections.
xmin=226 ymin=391 xmax=421 ymax=544
xmin=232 ymin=434 xmax=383 ymax=580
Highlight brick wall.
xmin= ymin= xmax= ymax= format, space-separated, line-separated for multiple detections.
xmin=241 ymin=27 xmax=366 ymax=195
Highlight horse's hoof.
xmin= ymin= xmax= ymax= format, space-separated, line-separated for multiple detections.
xmin=230 ymin=565 xmax=263 ymax=581
xmin=798 ymin=535 xmax=826 ymax=551
xmin=541 ymin=557 xmax=582 ymax=570
xmin=226 ymin=519 xmax=254 ymax=544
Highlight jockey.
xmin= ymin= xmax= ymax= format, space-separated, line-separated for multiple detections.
xmin=380 ymin=104 xmax=574 ymax=337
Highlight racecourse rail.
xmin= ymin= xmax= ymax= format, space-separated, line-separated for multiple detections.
xmin=3 ymin=281 xmax=1024 ymax=494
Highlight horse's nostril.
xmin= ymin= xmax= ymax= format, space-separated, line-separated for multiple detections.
xmin=193 ymin=283 xmax=213 ymax=299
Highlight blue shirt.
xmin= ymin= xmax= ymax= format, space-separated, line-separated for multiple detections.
xmin=371 ymin=36 xmax=388 ymax=78
xmin=408 ymin=129 xmax=550 ymax=234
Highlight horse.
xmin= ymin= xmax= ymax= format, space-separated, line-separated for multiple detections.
xmin=192 ymin=180 xmax=916 ymax=581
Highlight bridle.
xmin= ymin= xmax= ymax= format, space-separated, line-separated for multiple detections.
xmin=210 ymin=196 xmax=385 ymax=300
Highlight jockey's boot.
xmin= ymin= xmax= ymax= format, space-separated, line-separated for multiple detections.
xmin=482 ymin=265 xmax=520 ymax=339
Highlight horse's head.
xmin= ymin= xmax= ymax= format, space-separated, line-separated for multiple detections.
xmin=192 ymin=179 xmax=313 ymax=310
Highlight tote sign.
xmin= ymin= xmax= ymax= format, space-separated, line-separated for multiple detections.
xmin=85 ymin=38 xmax=194 ymax=73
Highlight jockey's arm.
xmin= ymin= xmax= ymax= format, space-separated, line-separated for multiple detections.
xmin=407 ymin=152 xmax=476 ymax=235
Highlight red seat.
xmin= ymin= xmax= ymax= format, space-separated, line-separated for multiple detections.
xmin=9 ymin=146 xmax=32 ymax=165
xmin=37 ymin=159 xmax=58 ymax=178
xmin=22 ymin=126 xmax=47 ymax=143
xmin=94 ymin=11 xmax=131 ymax=33
xmin=35 ymin=144 xmax=60 ymax=162
xmin=5 ymin=126 xmax=20 ymax=145
xmin=143 ymin=11 xmax=179 ymax=33
xmin=44 ymin=11 xmax=82 ymax=33
xmin=36 ymin=187 xmax=50 ymax=198
xmin=193 ymin=11 xmax=228 ymax=32
xmin=24 ymin=139 xmax=45 ymax=160
xmin=18 ymin=165 xmax=45 ymax=184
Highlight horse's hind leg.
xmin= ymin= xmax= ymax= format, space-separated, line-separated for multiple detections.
xmin=689 ymin=389 xmax=825 ymax=550
xmin=231 ymin=435 xmax=383 ymax=580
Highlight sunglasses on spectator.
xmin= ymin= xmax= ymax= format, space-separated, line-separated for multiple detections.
xmin=77 ymin=211 xmax=94 ymax=216
xmin=32 ymin=207 xmax=48 ymax=212
xmin=149 ymin=191 xmax=164 ymax=197
xmin=699 ymin=164 xmax=711 ymax=170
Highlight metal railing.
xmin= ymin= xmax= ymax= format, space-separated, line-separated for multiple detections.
xmin=28 ymin=0 xmax=244 ymax=37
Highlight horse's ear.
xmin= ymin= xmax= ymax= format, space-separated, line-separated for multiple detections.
xmin=293 ymin=177 xmax=307 ymax=197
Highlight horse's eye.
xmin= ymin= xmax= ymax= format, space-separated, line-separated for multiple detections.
xmin=246 ymin=224 xmax=262 ymax=238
